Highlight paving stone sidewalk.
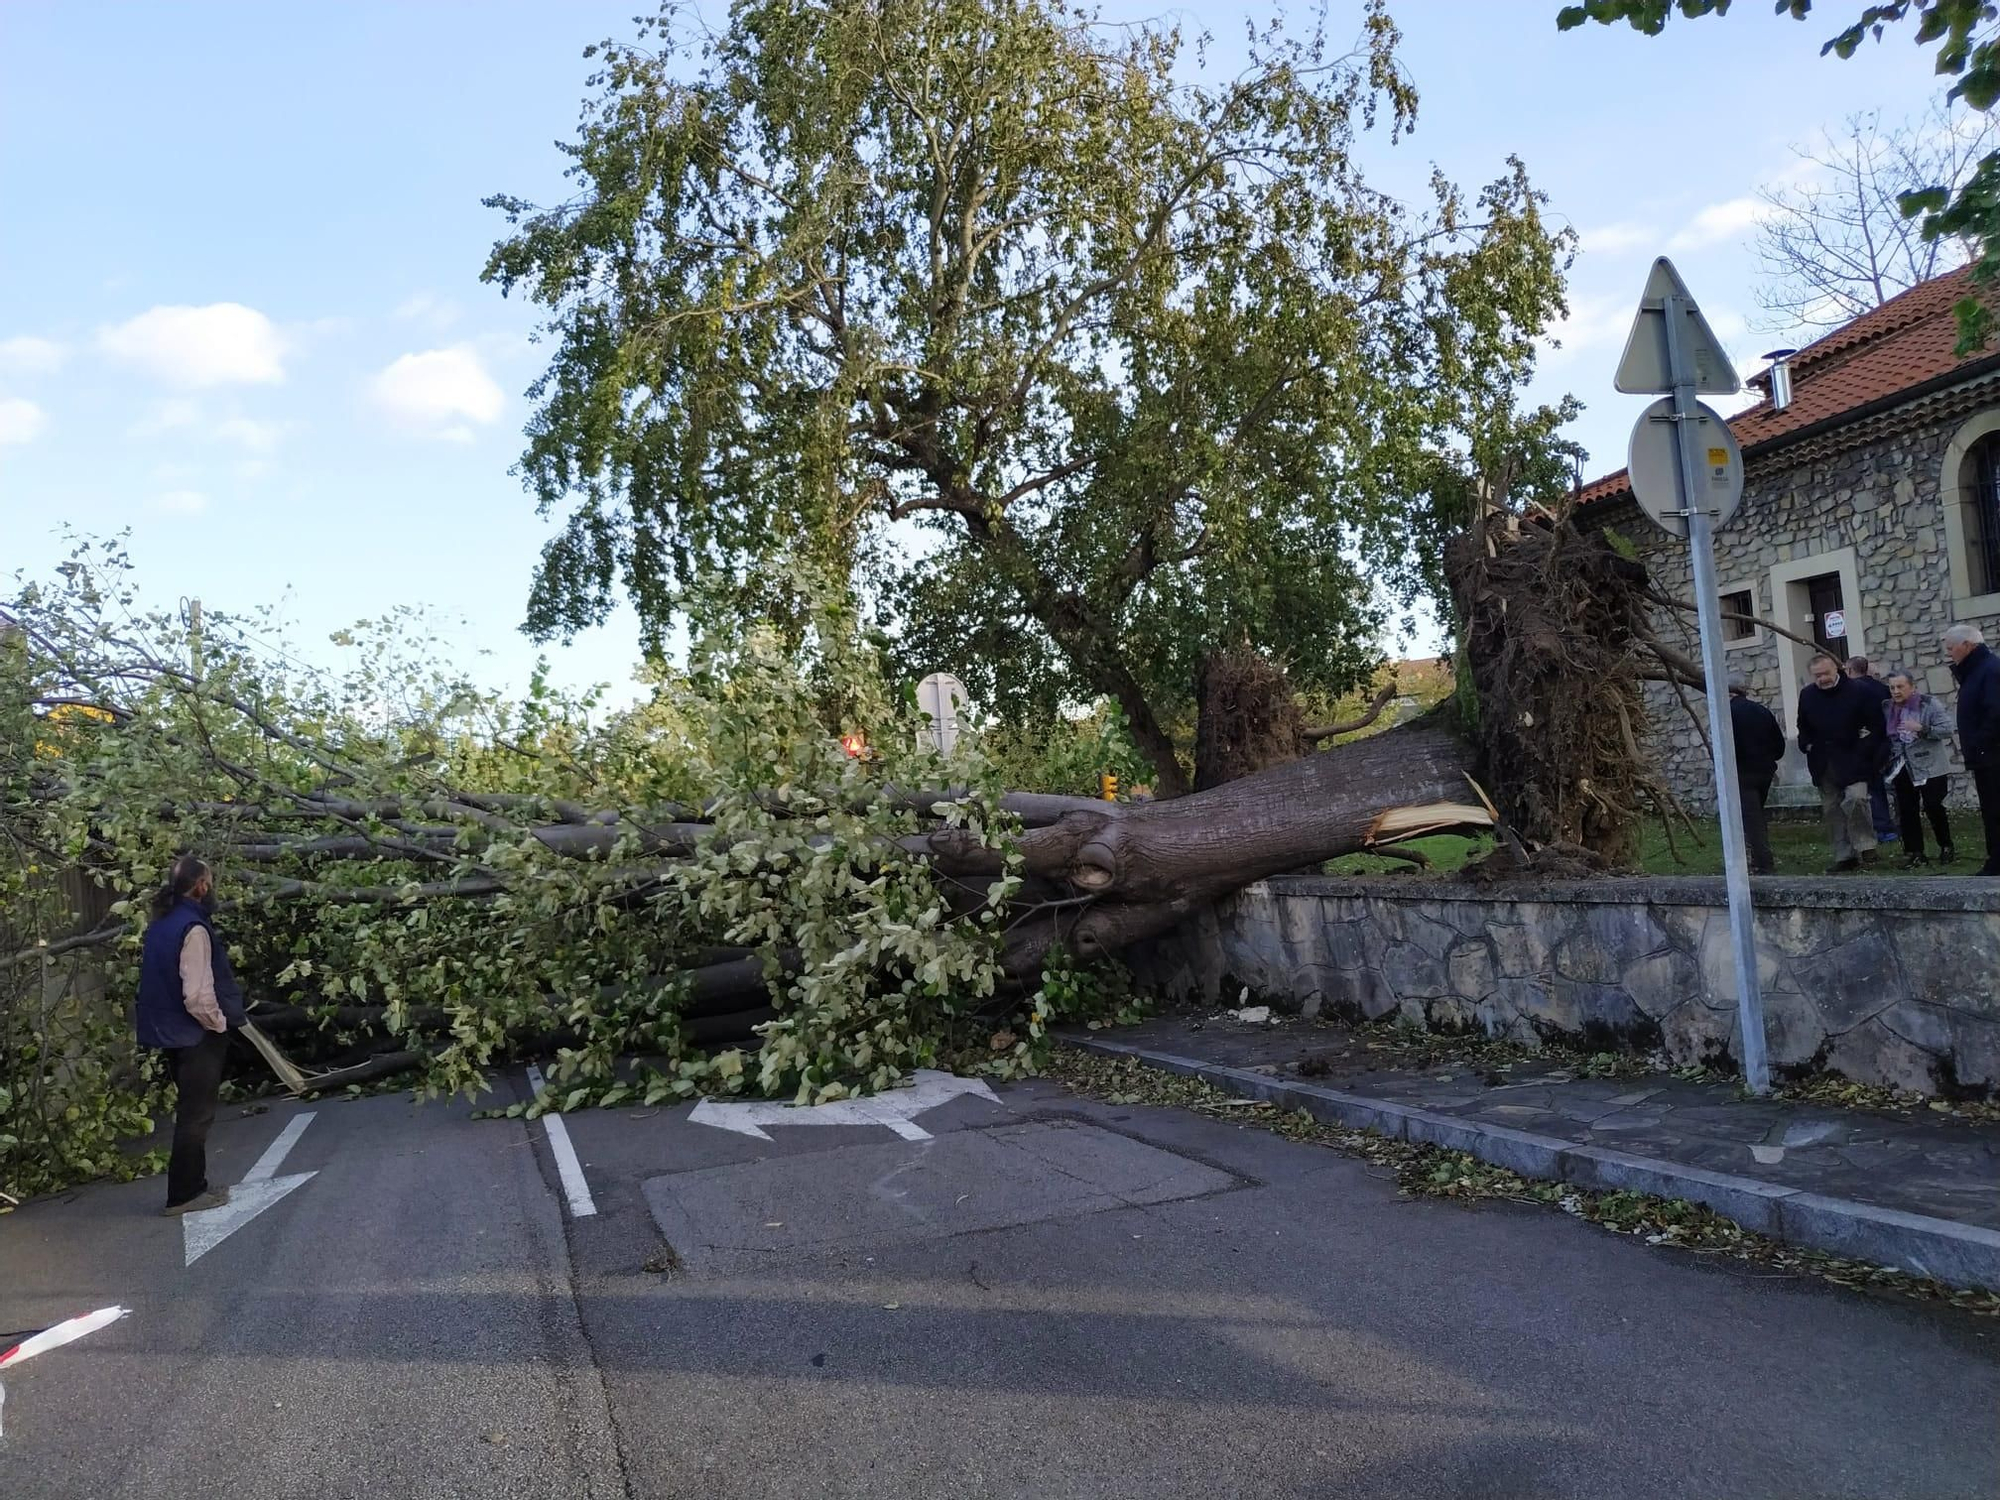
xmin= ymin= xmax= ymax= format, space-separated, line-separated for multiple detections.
xmin=1072 ymin=1012 xmax=2000 ymax=1250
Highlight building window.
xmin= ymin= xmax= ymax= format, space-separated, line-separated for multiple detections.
xmin=1963 ymin=432 xmax=2000 ymax=597
xmin=1722 ymin=588 xmax=1754 ymax=642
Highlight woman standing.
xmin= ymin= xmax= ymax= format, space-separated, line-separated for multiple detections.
xmin=1884 ymin=671 xmax=1958 ymax=868
xmin=136 ymin=855 xmax=247 ymax=1215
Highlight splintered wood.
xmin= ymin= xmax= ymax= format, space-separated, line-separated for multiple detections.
xmin=1363 ymin=802 xmax=1495 ymax=848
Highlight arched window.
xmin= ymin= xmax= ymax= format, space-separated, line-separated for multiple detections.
xmin=1960 ymin=430 xmax=2000 ymax=598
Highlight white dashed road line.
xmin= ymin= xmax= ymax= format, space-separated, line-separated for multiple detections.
xmin=525 ymin=1065 xmax=598 ymax=1218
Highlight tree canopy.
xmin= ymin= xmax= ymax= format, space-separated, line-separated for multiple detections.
xmin=1558 ymin=0 xmax=2000 ymax=348
xmin=485 ymin=0 xmax=1575 ymax=794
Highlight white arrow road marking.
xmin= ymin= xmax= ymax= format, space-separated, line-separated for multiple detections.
xmin=689 ymin=1069 xmax=999 ymax=1141
xmin=525 ymin=1065 xmax=597 ymax=1218
xmin=183 ymin=1111 xmax=317 ymax=1266
xmin=243 ymin=1111 xmax=315 ymax=1183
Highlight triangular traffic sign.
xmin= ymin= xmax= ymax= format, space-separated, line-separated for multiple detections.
xmin=1614 ymin=256 xmax=1741 ymax=396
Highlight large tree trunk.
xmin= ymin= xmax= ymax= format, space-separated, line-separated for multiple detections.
xmin=907 ymin=706 xmax=1482 ymax=977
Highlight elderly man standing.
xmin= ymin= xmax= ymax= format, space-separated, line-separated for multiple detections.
xmin=1797 ymin=651 xmax=1884 ymax=873
xmin=1946 ymin=623 xmax=2000 ymax=877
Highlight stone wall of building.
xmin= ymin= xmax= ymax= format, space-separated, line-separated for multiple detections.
xmin=1129 ymin=875 xmax=2000 ymax=1097
xmin=1609 ymin=400 xmax=2000 ymax=812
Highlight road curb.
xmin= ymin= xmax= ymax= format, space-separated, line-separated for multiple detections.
xmin=1065 ymin=1034 xmax=2000 ymax=1294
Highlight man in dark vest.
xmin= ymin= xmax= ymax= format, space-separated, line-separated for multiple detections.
xmin=1728 ymin=673 xmax=1786 ymax=875
xmin=137 ymin=855 xmax=247 ymax=1214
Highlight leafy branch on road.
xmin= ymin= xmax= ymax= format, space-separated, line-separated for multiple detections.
xmin=0 ymin=542 xmax=1135 ymax=1201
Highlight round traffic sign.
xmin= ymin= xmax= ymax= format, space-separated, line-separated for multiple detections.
xmin=1625 ymin=398 xmax=1744 ymax=539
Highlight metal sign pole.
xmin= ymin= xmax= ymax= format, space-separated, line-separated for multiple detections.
xmin=1661 ymin=295 xmax=1771 ymax=1094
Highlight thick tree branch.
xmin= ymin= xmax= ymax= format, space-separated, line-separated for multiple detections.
xmin=1303 ymin=681 xmax=1397 ymax=743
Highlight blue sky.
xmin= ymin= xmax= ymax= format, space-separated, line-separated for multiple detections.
xmin=0 ymin=2 xmax=1945 ymax=702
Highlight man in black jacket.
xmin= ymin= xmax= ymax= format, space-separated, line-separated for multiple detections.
xmin=1796 ymin=652 xmax=1885 ymax=872
xmin=1728 ymin=672 xmax=1786 ymax=874
xmin=1946 ymin=623 xmax=2000 ymax=876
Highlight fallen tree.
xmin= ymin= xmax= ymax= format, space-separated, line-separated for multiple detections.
xmin=2 ymin=507 xmax=1733 ymax=1198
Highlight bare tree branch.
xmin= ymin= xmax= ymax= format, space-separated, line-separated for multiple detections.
xmin=1304 ymin=681 xmax=1399 ymax=743
xmin=1755 ymin=104 xmax=1993 ymax=333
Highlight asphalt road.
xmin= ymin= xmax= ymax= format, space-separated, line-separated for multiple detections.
xmin=2 ymin=1068 xmax=1995 ymax=1499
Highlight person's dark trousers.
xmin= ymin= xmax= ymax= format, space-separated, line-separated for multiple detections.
xmin=1975 ymin=763 xmax=2000 ymax=875
xmin=164 ymin=1029 xmax=229 ymax=1207
xmin=1892 ymin=770 xmax=1953 ymax=860
xmin=1737 ymin=773 xmax=1775 ymax=873
xmin=1868 ymin=774 xmax=1898 ymax=841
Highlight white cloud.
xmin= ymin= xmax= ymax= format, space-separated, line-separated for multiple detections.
xmin=1765 ymin=153 xmax=1825 ymax=194
xmin=1579 ymin=221 xmax=1657 ymax=256
xmin=0 ymin=335 xmax=66 ymax=375
xmin=99 ymin=303 xmax=286 ymax=387
xmin=1708 ymin=307 xmax=1749 ymax=347
xmin=128 ymin=401 xmax=290 ymax=452
xmin=129 ymin=398 xmax=202 ymax=438
xmin=1669 ymin=197 xmax=1765 ymax=251
xmin=213 ymin=415 xmax=286 ymax=452
xmin=1540 ymin=292 xmax=1634 ymax=363
xmin=150 ymin=489 xmax=211 ymax=516
xmin=0 ymin=396 xmax=47 ymax=445
xmin=369 ymin=347 xmax=504 ymax=436
xmin=393 ymin=293 xmax=461 ymax=329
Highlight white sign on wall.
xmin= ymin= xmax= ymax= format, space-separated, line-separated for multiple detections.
xmin=1823 ymin=609 xmax=1847 ymax=640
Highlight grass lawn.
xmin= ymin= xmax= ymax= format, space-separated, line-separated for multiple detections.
xmin=1321 ymin=816 xmax=1961 ymax=879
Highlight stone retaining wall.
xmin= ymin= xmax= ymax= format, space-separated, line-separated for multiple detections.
xmin=1130 ymin=876 xmax=2000 ymax=1097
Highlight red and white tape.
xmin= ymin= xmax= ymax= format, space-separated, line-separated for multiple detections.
xmin=0 ymin=1305 xmax=129 ymax=1369
xmin=0 ymin=1306 xmax=129 ymax=1439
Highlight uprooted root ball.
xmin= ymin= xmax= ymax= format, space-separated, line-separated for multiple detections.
xmin=1446 ymin=514 xmax=1686 ymax=867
